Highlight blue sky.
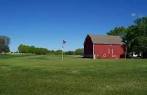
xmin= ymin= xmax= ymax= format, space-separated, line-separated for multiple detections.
xmin=0 ymin=0 xmax=147 ymax=51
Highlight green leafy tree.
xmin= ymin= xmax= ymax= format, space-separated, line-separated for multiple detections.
xmin=134 ymin=17 xmax=147 ymax=36
xmin=65 ymin=51 xmax=74 ymax=55
xmin=18 ymin=44 xmax=49 ymax=55
xmin=18 ymin=44 xmax=30 ymax=53
xmin=54 ymin=50 xmax=62 ymax=55
xmin=107 ymin=26 xmax=128 ymax=46
xmin=107 ymin=26 xmax=127 ymax=37
xmin=107 ymin=17 xmax=147 ymax=58
xmin=75 ymin=48 xmax=84 ymax=55
xmin=126 ymin=17 xmax=147 ymax=57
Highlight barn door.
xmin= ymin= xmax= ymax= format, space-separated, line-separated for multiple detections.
xmin=111 ymin=48 xmax=115 ymax=57
xmin=108 ymin=47 xmax=116 ymax=58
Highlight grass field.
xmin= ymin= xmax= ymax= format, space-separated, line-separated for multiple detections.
xmin=0 ymin=55 xmax=147 ymax=95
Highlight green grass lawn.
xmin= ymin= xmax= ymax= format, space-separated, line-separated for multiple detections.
xmin=0 ymin=55 xmax=147 ymax=95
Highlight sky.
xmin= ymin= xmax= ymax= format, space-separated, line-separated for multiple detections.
xmin=0 ymin=0 xmax=147 ymax=51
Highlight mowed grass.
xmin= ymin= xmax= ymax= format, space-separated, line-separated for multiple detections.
xmin=0 ymin=55 xmax=147 ymax=95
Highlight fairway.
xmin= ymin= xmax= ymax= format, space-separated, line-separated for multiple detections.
xmin=0 ymin=55 xmax=147 ymax=95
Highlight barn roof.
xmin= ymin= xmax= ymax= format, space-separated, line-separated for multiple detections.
xmin=88 ymin=34 xmax=124 ymax=44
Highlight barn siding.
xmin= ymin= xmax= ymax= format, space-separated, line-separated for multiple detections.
xmin=84 ymin=36 xmax=93 ymax=58
xmin=94 ymin=44 xmax=125 ymax=59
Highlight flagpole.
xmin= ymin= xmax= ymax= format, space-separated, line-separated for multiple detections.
xmin=62 ymin=44 xmax=64 ymax=61
xmin=62 ymin=40 xmax=66 ymax=61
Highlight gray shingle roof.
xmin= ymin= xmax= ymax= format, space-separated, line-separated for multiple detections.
xmin=89 ymin=34 xmax=124 ymax=44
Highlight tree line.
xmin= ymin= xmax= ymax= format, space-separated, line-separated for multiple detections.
xmin=18 ymin=44 xmax=84 ymax=55
xmin=18 ymin=44 xmax=49 ymax=55
xmin=107 ymin=17 xmax=147 ymax=58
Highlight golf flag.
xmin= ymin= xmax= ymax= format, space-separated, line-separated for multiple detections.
xmin=62 ymin=40 xmax=66 ymax=48
xmin=63 ymin=40 xmax=66 ymax=44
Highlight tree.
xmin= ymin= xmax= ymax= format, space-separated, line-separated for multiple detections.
xmin=107 ymin=26 xmax=128 ymax=47
xmin=130 ymin=36 xmax=147 ymax=58
xmin=134 ymin=17 xmax=147 ymax=36
xmin=65 ymin=51 xmax=74 ymax=55
xmin=75 ymin=48 xmax=84 ymax=55
xmin=0 ymin=45 xmax=10 ymax=53
xmin=55 ymin=50 xmax=62 ymax=55
xmin=0 ymin=36 xmax=10 ymax=53
xmin=18 ymin=44 xmax=49 ymax=55
xmin=107 ymin=17 xmax=147 ymax=58
xmin=107 ymin=26 xmax=127 ymax=37
xmin=18 ymin=44 xmax=30 ymax=53
xmin=126 ymin=17 xmax=147 ymax=58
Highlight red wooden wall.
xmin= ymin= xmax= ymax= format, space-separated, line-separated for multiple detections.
xmin=94 ymin=44 xmax=125 ymax=59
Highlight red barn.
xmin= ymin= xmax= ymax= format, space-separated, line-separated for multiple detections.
xmin=84 ymin=34 xmax=126 ymax=59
